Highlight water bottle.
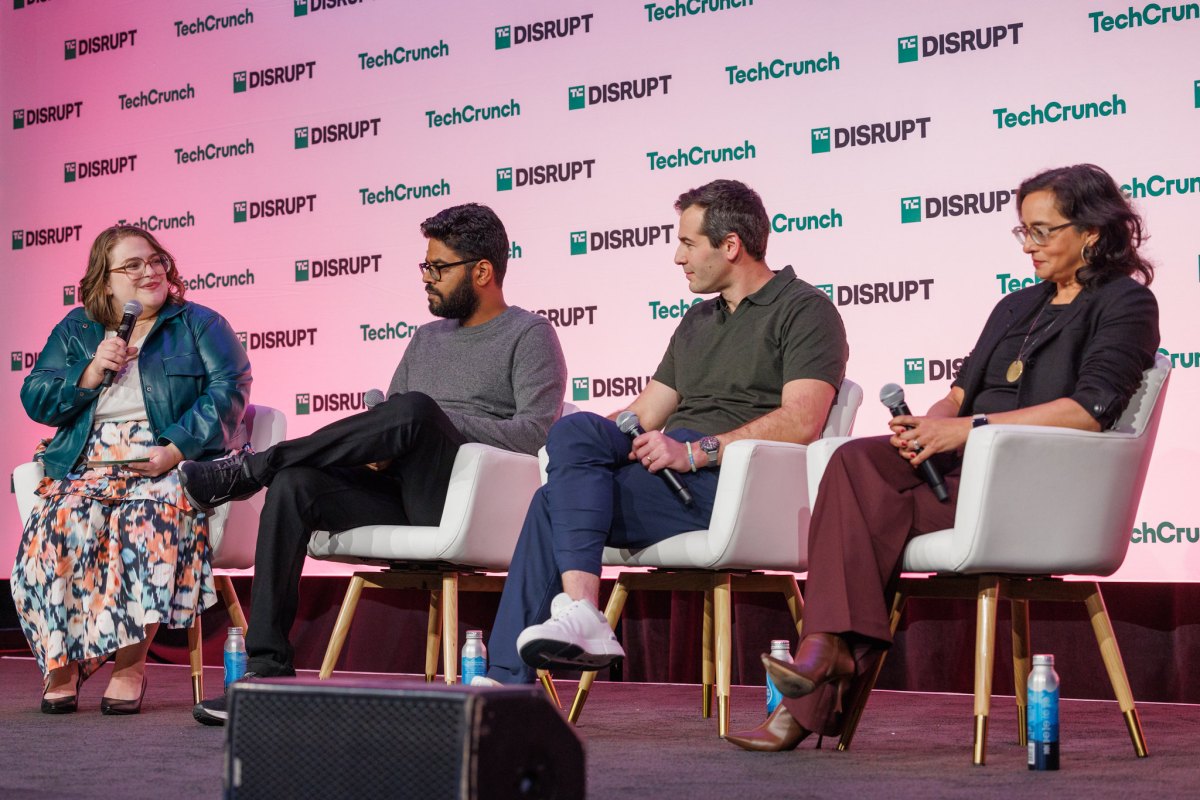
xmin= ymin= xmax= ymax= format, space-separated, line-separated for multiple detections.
xmin=765 ymin=639 xmax=792 ymax=714
xmin=462 ymin=630 xmax=487 ymax=685
xmin=1027 ymin=654 xmax=1060 ymax=770
xmin=224 ymin=626 xmax=248 ymax=692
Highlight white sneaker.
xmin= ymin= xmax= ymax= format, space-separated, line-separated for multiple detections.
xmin=516 ymin=592 xmax=625 ymax=671
xmin=469 ymin=676 xmax=502 ymax=688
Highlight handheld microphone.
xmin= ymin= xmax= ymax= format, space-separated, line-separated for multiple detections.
xmin=879 ymin=383 xmax=950 ymax=503
xmin=615 ymin=410 xmax=694 ymax=507
xmin=364 ymin=388 xmax=387 ymax=409
xmin=101 ymin=299 xmax=143 ymax=388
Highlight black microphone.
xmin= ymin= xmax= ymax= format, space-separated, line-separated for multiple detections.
xmin=364 ymin=388 xmax=387 ymax=409
xmin=101 ymin=299 xmax=143 ymax=388
xmin=879 ymin=383 xmax=950 ymax=503
xmin=615 ymin=410 xmax=694 ymax=507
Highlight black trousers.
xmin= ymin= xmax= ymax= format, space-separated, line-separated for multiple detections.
xmin=243 ymin=392 xmax=466 ymax=674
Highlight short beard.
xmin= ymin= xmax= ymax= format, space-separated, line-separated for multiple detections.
xmin=428 ymin=278 xmax=479 ymax=320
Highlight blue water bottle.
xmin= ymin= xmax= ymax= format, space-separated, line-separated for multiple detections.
xmin=1027 ymin=654 xmax=1060 ymax=770
xmin=224 ymin=626 xmax=248 ymax=692
xmin=766 ymin=639 xmax=792 ymax=714
xmin=462 ymin=630 xmax=487 ymax=685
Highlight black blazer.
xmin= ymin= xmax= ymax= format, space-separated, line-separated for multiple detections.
xmin=954 ymin=276 xmax=1159 ymax=429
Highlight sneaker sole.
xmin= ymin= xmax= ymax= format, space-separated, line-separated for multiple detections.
xmin=518 ymin=638 xmax=624 ymax=671
xmin=192 ymin=704 xmax=227 ymax=726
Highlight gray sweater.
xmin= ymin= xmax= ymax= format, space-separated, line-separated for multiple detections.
xmin=387 ymin=306 xmax=566 ymax=455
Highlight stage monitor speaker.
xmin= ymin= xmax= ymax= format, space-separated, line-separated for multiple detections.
xmin=224 ymin=677 xmax=584 ymax=800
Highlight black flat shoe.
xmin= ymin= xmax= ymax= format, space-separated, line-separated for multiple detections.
xmin=101 ymin=676 xmax=147 ymax=716
xmin=41 ymin=667 xmax=83 ymax=714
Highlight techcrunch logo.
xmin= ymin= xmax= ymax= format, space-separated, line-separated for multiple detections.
xmin=359 ymin=40 xmax=448 ymax=70
xmin=295 ymin=0 xmax=367 ymax=15
xmin=899 ymin=190 xmax=1016 ymax=223
xmin=12 ymin=101 xmax=82 ymax=130
xmin=295 ymin=118 xmax=380 ymax=148
xmin=234 ymin=61 xmax=315 ymax=93
xmin=12 ymin=225 xmax=83 ymax=250
xmin=772 ymin=209 xmax=843 ymax=233
xmin=495 ymin=14 xmax=593 ymax=49
xmin=572 ymin=375 xmax=651 ymax=401
xmin=649 ymin=298 xmax=703 ymax=320
xmin=570 ymin=224 xmax=673 ymax=255
xmin=496 ymin=160 xmax=595 ymax=191
xmin=534 ymin=306 xmax=598 ymax=328
xmin=175 ymin=138 xmax=253 ymax=165
xmin=816 ymin=279 xmax=934 ymax=306
xmin=569 ymin=75 xmax=671 ymax=110
xmin=234 ymin=195 xmax=317 ymax=222
xmin=236 ymin=328 xmax=318 ymax=350
xmin=360 ymin=320 xmax=418 ymax=342
xmin=295 ymin=255 xmax=381 ymax=282
xmin=1089 ymin=4 xmax=1200 ymax=32
xmin=725 ymin=51 xmax=840 ymax=85
xmin=115 ymin=212 xmax=195 ymax=232
xmin=897 ymin=23 xmax=1023 ymax=63
xmin=993 ymin=94 xmax=1126 ymax=129
xmin=1131 ymin=521 xmax=1200 ymax=544
xmin=646 ymin=140 xmax=755 ymax=170
xmin=1120 ymin=173 xmax=1200 ymax=198
xmin=64 ymin=154 xmax=137 ymax=183
xmin=902 ymin=356 xmax=965 ymax=385
xmin=426 ymin=99 xmax=519 ymax=129
xmin=996 ymin=273 xmax=1044 ymax=294
xmin=295 ymin=391 xmax=365 ymax=415
xmin=811 ymin=117 xmax=930 ymax=153
xmin=184 ymin=269 xmax=255 ymax=292
xmin=118 ymin=83 xmax=195 ymax=110
xmin=65 ymin=29 xmax=137 ymax=60
xmin=509 ymin=241 xmax=522 ymax=260
xmin=1158 ymin=346 xmax=1200 ymax=369
xmin=175 ymin=9 xmax=254 ymax=36
xmin=63 ymin=285 xmax=76 ymax=306
xmin=359 ymin=179 xmax=449 ymax=206
xmin=10 ymin=351 xmax=40 ymax=372
xmin=645 ymin=0 xmax=754 ymax=23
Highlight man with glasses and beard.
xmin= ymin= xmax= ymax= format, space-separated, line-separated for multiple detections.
xmin=182 ymin=203 xmax=566 ymax=725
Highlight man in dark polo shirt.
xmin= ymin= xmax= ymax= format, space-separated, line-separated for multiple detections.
xmin=479 ymin=179 xmax=849 ymax=684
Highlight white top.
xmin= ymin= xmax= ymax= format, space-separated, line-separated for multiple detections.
xmin=94 ymin=332 xmax=149 ymax=423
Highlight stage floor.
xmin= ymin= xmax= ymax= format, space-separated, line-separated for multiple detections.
xmin=0 ymin=656 xmax=1194 ymax=798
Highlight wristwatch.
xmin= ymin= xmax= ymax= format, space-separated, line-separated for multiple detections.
xmin=698 ymin=435 xmax=720 ymax=466
xmin=972 ymin=414 xmax=990 ymax=428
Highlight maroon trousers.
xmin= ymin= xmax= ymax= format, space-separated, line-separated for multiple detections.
xmin=782 ymin=435 xmax=962 ymax=736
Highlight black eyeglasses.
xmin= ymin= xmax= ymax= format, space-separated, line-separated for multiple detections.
xmin=418 ymin=258 xmax=480 ymax=282
xmin=1011 ymin=222 xmax=1073 ymax=247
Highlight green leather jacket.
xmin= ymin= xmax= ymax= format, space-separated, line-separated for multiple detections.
xmin=21 ymin=300 xmax=252 ymax=479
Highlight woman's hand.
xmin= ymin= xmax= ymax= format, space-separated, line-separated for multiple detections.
xmin=79 ymin=338 xmax=139 ymax=390
xmin=889 ymin=415 xmax=972 ymax=467
xmin=125 ymin=443 xmax=184 ymax=478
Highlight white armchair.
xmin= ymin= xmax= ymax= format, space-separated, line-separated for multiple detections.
xmin=805 ymin=354 xmax=1170 ymax=764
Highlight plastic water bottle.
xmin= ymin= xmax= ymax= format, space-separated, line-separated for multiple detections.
xmin=224 ymin=626 xmax=248 ymax=692
xmin=765 ymin=639 xmax=792 ymax=714
xmin=1027 ymin=654 xmax=1060 ymax=770
xmin=462 ymin=630 xmax=487 ymax=685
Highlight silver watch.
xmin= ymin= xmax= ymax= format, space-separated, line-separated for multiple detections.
xmin=698 ymin=436 xmax=720 ymax=466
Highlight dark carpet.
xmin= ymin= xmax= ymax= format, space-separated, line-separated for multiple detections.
xmin=0 ymin=656 xmax=1193 ymax=799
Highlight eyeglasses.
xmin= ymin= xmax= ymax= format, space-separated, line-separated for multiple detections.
xmin=109 ymin=253 xmax=172 ymax=278
xmin=418 ymin=258 xmax=479 ymax=282
xmin=1011 ymin=222 xmax=1074 ymax=247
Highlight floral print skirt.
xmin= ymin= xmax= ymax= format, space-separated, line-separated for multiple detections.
xmin=10 ymin=420 xmax=215 ymax=678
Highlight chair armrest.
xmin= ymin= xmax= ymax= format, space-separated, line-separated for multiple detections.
xmin=13 ymin=461 xmax=45 ymax=524
xmin=804 ymin=436 xmax=855 ymax=506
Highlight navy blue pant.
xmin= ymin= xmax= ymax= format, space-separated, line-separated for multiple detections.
xmin=487 ymin=412 xmax=720 ymax=683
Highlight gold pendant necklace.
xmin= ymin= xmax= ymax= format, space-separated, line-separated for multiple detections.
xmin=1007 ymin=296 xmax=1057 ymax=384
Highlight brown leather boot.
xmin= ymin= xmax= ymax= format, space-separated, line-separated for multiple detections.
xmin=762 ymin=633 xmax=855 ymax=704
xmin=725 ymin=704 xmax=812 ymax=752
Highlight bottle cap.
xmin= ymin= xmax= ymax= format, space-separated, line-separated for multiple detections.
xmin=770 ymin=639 xmax=790 ymax=650
xmin=227 ymin=626 xmax=244 ymax=635
xmin=466 ymin=629 xmax=483 ymax=638
xmin=1032 ymin=654 xmax=1054 ymax=666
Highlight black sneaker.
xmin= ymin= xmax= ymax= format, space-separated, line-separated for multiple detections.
xmin=192 ymin=669 xmax=293 ymax=726
xmin=179 ymin=450 xmax=261 ymax=512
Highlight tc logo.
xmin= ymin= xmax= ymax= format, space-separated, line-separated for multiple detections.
xmin=235 ymin=331 xmax=248 ymax=348
xmin=1194 ymin=79 xmax=1199 ymax=108
xmin=11 ymin=352 xmax=22 ymax=371
xmin=296 ymin=393 xmax=311 ymax=415
xmin=295 ymin=260 xmax=309 ymax=282
xmin=63 ymin=285 xmax=76 ymax=305
xmin=816 ymin=284 xmax=834 ymax=301
xmin=233 ymin=201 xmax=247 ymax=223
xmin=495 ymin=25 xmax=511 ymax=50
xmin=12 ymin=230 xmax=24 ymax=250
xmin=811 ymin=127 xmax=831 ymax=154
xmin=898 ymin=35 xmax=918 ymax=63
xmin=294 ymin=0 xmax=308 ymax=16
xmin=294 ymin=127 xmax=309 ymax=149
xmin=570 ymin=231 xmax=587 ymax=256
xmin=904 ymin=357 xmax=925 ymax=385
xmin=572 ymin=377 xmax=590 ymax=401
xmin=233 ymin=71 xmax=247 ymax=93
xmin=64 ymin=162 xmax=76 ymax=183
xmin=496 ymin=167 xmax=513 ymax=191
xmin=901 ymin=196 xmax=922 ymax=224
xmin=568 ymin=85 xmax=585 ymax=111
xmin=64 ymin=39 xmax=77 ymax=60
xmin=13 ymin=109 xmax=24 ymax=130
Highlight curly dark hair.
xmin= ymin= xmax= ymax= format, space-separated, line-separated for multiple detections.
xmin=420 ymin=203 xmax=509 ymax=285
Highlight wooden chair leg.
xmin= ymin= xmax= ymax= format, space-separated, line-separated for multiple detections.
xmin=1083 ymin=583 xmax=1149 ymax=758
xmin=188 ymin=610 xmax=204 ymax=704
xmin=972 ymin=576 xmax=1001 ymax=765
xmin=838 ymin=591 xmax=906 ymax=752
xmin=782 ymin=575 xmax=805 ymax=639
xmin=1011 ymin=598 xmax=1031 ymax=746
xmin=442 ymin=572 xmax=459 ymax=685
xmin=713 ymin=574 xmax=732 ymax=738
xmin=701 ymin=588 xmax=714 ymax=719
xmin=216 ymin=575 xmax=248 ymax=631
xmin=425 ymin=588 xmax=442 ymax=683
xmin=538 ymin=670 xmax=561 ymax=708
xmin=319 ymin=575 xmax=365 ymax=679
xmin=568 ymin=577 xmax=629 ymax=724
